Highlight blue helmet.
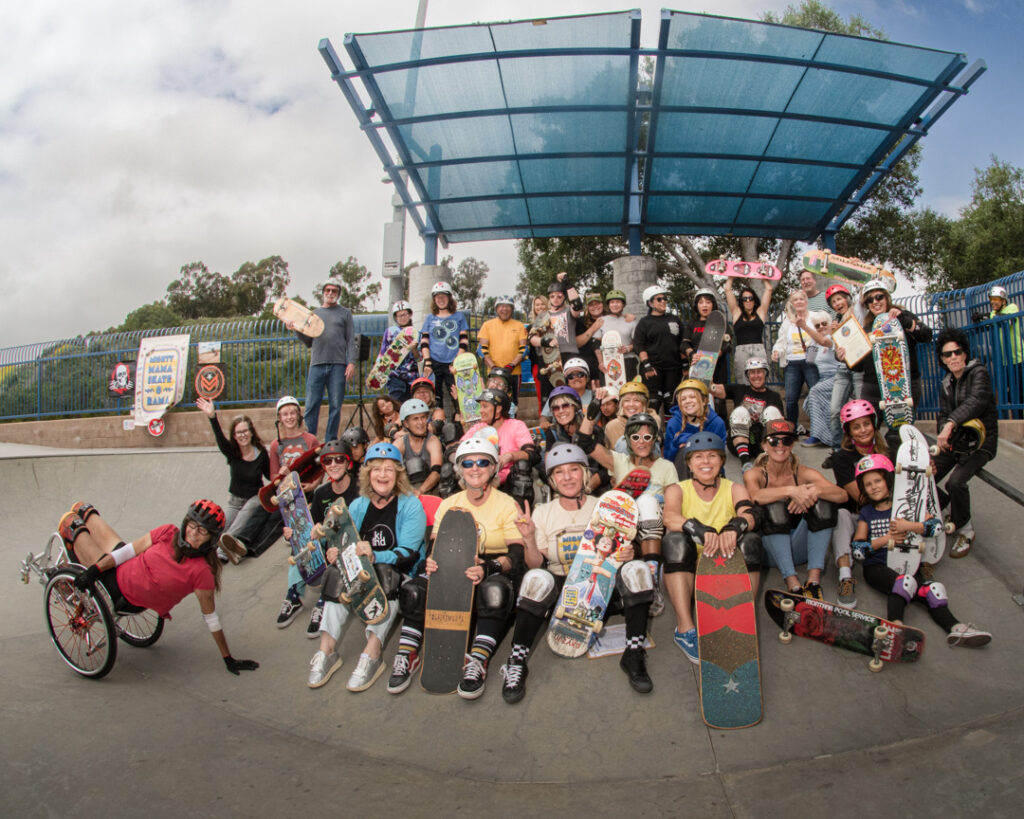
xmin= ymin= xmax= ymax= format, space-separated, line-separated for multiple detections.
xmin=683 ymin=431 xmax=726 ymax=459
xmin=364 ymin=442 xmax=403 ymax=464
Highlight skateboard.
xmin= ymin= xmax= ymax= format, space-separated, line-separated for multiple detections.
xmin=366 ymin=327 xmax=417 ymax=393
xmin=547 ymin=490 xmax=639 ymax=659
xmin=531 ymin=317 xmax=566 ymax=388
xmin=272 ymin=472 xmax=326 ymax=586
xmin=763 ymin=588 xmax=925 ymax=670
xmin=802 ymin=250 xmax=897 ymax=289
xmin=258 ymin=445 xmax=324 ymax=512
xmin=705 ymin=259 xmax=782 ymax=281
xmin=688 ymin=310 xmax=727 ymax=388
xmin=614 ymin=467 xmax=651 ymax=499
xmin=273 ymin=297 xmax=324 ymax=337
xmin=452 ymin=352 xmax=483 ymax=425
xmin=871 ymin=313 xmax=913 ymax=429
xmin=893 ymin=425 xmax=949 ymax=565
xmin=312 ymin=500 xmax=388 ymax=625
xmin=695 ymin=546 xmax=761 ymax=729
xmin=421 ymin=509 xmax=478 ymax=694
xmin=601 ymin=330 xmax=626 ymax=391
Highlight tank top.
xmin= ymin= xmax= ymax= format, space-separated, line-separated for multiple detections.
xmin=679 ymin=478 xmax=735 ymax=532
xmin=734 ymin=313 xmax=765 ymax=346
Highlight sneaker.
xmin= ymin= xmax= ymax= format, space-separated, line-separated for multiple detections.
xmin=837 ymin=577 xmax=857 ymax=609
xmin=58 ymin=512 xmax=82 ymax=547
xmin=673 ymin=628 xmax=699 ymax=665
xmin=619 ymin=647 xmax=653 ymax=693
xmin=218 ymin=533 xmax=247 ymax=564
xmin=947 ymin=623 xmax=992 ymax=648
xmin=800 ymin=436 xmax=824 ymax=447
xmin=306 ymin=600 xmax=324 ymax=638
xmin=347 ymin=652 xmax=385 ymax=691
xmin=500 ymin=660 xmax=529 ymax=704
xmin=276 ymin=596 xmax=303 ymax=628
xmin=649 ymin=585 xmax=665 ymax=617
xmin=457 ymin=654 xmax=488 ymax=700
xmin=217 ymin=547 xmax=230 ymax=564
xmin=796 ymin=424 xmax=808 ymax=436
xmin=307 ymin=650 xmax=342 ymax=688
xmin=919 ymin=562 xmax=936 ymax=582
xmin=70 ymin=502 xmax=99 ymax=522
xmin=387 ymin=651 xmax=421 ymax=694
xmin=950 ymin=530 xmax=974 ymax=558
xmin=803 ymin=581 xmax=824 ymax=601
xmin=821 ymin=453 xmax=834 ymax=470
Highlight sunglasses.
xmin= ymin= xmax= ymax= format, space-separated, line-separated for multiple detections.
xmin=460 ymin=458 xmax=493 ymax=469
xmin=567 ymin=372 xmax=587 ymax=379
xmin=740 ymin=296 xmax=756 ymax=302
xmin=629 ymin=433 xmax=654 ymax=442
xmin=321 ymin=455 xmax=351 ymax=467
xmin=815 ymin=323 xmax=830 ymax=329
xmin=651 ymin=296 xmax=667 ymax=302
xmin=765 ymin=435 xmax=796 ymax=447
xmin=551 ymin=402 xmax=576 ymax=411
xmin=867 ymin=293 xmax=888 ymax=304
xmin=940 ymin=348 xmax=965 ymax=359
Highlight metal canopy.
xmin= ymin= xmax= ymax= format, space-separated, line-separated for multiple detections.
xmin=319 ymin=9 xmax=984 ymax=252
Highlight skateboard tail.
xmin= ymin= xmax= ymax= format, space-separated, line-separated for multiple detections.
xmin=699 ymin=658 xmax=763 ymax=729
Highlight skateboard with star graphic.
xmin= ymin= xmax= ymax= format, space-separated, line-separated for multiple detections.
xmin=695 ymin=545 xmax=761 ymax=729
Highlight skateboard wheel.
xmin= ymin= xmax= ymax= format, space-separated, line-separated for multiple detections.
xmin=779 ymin=597 xmax=794 ymax=612
xmin=554 ymin=604 xmax=566 ymax=620
xmin=924 ymin=465 xmax=933 ymax=477
xmin=874 ymin=625 xmax=888 ymax=640
xmin=330 ymin=503 xmax=345 ymax=516
xmin=779 ymin=631 xmax=792 ymax=645
xmin=311 ymin=524 xmax=324 ymax=539
xmin=868 ymin=658 xmax=884 ymax=673
xmin=287 ymin=556 xmax=297 ymax=565
xmin=305 ymin=542 xmax=317 ymax=553
xmin=592 ymin=620 xmax=603 ymax=635
xmin=944 ymin=521 xmax=956 ymax=533
xmin=340 ymin=592 xmax=351 ymax=605
xmin=894 ymin=462 xmax=902 ymax=474
xmin=270 ymin=495 xmax=279 ymax=506
xmin=886 ymin=538 xmax=894 ymax=550
xmin=358 ymin=569 xmax=371 ymax=583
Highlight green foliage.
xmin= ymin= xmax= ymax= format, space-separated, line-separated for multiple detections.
xmin=231 ymin=255 xmax=291 ymax=315
xmin=120 ymin=301 xmax=183 ymax=332
xmin=319 ymin=256 xmax=381 ymax=311
xmin=165 ymin=256 xmax=291 ymax=320
xmin=514 ymin=236 xmax=624 ymax=310
xmin=450 ymin=256 xmax=489 ymax=314
xmin=762 ymin=0 xmax=885 ymax=38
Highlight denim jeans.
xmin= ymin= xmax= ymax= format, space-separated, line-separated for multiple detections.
xmin=762 ymin=518 xmax=832 ymax=580
xmin=829 ymin=366 xmax=863 ymax=448
xmin=304 ymin=363 xmax=348 ymax=442
xmin=783 ymin=359 xmax=819 ymax=426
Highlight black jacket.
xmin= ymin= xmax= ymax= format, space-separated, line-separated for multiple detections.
xmin=938 ymin=358 xmax=998 ymax=457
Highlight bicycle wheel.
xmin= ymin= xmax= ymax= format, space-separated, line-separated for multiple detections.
xmin=44 ymin=569 xmax=117 ymax=679
xmin=116 ymin=608 xmax=164 ymax=648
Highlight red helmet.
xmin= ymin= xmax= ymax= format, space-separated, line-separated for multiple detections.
xmin=410 ymin=377 xmax=435 ymax=394
xmin=840 ymin=399 xmax=876 ymax=428
xmin=826 ymin=284 xmax=851 ymax=303
xmin=855 ymin=454 xmax=894 ymax=478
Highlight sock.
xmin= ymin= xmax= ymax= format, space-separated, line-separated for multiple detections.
xmin=624 ymin=603 xmax=648 ymax=640
xmin=625 ymin=634 xmax=645 ymax=651
xmin=397 ymin=626 xmax=422 ymax=655
xmin=839 ymin=566 xmax=852 ymax=581
xmin=469 ymin=634 xmax=497 ymax=665
xmin=736 ymin=442 xmax=750 ymax=461
xmin=509 ymin=643 xmax=531 ymax=664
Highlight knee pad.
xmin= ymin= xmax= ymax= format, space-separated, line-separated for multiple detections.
xmin=662 ymin=530 xmax=698 ymax=574
xmin=759 ymin=500 xmax=791 ymax=535
xmin=516 ymin=569 xmax=559 ymax=618
xmin=320 ymin=565 xmax=345 ymax=602
xmin=729 ymin=406 xmax=752 ymax=440
xmin=738 ymin=532 xmax=762 ymax=571
xmin=892 ymin=573 xmax=918 ymax=603
xmin=806 ymin=499 xmax=838 ymax=533
xmin=615 ymin=560 xmax=655 ymax=608
xmin=761 ymin=406 xmax=783 ymax=424
xmin=476 ymin=574 xmax=514 ymax=619
xmin=376 ymin=563 xmax=402 ymax=600
xmin=918 ymin=580 xmax=948 ymax=609
xmin=635 ymin=493 xmax=664 ymax=542
xmin=399 ymin=575 xmax=428 ymax=619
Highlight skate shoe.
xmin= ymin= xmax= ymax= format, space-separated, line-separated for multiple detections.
xmin=837 ymin=577 xmax=857 ymax=609
xmin=802 ymin=581 xmax=824 ymax=601
xmin=457 ymin=654 xmax=487 ymax=700
xmin=308 ymin=650 xmax=342 ymax=688
xmin=276 ymin=595 xmax=303 ymax=628
xmin=674 ymin=628 xmax=699 ymax=665
xmin=218 ymin=533 xmax=247 ymax=565
xmin=58 ymin=513 xmax=89 ymax=549
xmin=306 ymin=600 xmax=324 ymax=638
xmin=500 ymin=660 xmax=529 ymax=705
xmin=947 ymin=623 xmax=992 ymax=648
xmin=950 ymin=530 xmax=974 ymax=558
xmin=387 ymin=651 xmax=421 ymax=694
xmin=347 ymin=653 xmax=384 ymax=692
xmin=619 ymin=647 xmax=653 ymax=693
xmin=70 ymin=502 xmax=99 ymax=523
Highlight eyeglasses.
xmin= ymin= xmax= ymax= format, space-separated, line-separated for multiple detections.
xmin=867 ymin=293 xmax=888 ymax=305
xmin=651 ymin=296 xmax=667 ymax=303
xmin=940 ymin=348 xmax=965 ymax=359
xmin=629 ymin=433 xmax=654 ymax=442
xmin=460 ymin=458 xmax=493 ymax=469
xmin=551 ymin=402 xmax=575 ymax=411
xmin=185 ymin=520 xmax=210 ymax=537
xmin=765 ymin=435 xmax=796 ymax=447
xmin=567 ymin=372 xmax=587 ymax=380
xmin=321 ymin=455 xmax=351 ymax=467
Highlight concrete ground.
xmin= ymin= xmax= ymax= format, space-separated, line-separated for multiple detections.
xmin=2 ymin=440 xmax=1023 ymax=818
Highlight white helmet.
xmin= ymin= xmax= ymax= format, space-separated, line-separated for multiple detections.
xmin=990 ymin=285 xmax=1008 ymax=300
xmin=562 ymin=357 xmax=590 ymax=377
xmin=745 ymin=357 xmax=769 ymax=374
xmin=323 ymin=277 xmax=342 ymax=293
xmin=431 ymin=281 xmax=453 ymax=296
xmin=495 ymin=294 xmax=515 ymax=307
xmin=276 ymin=395 xmax=300 ymax=413
xmin=643 ymin=284 xmax=668 ymax=305
xmin=391 ymin=300 xmax=412 ymax=316
xmin=455 ymin=432 xmax=499 ymax=463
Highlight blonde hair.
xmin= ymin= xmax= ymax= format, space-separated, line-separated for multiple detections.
xmin=752 ymin=448 xmax=801 ymax=476
xmin=358 ymin=459 xmax=415 ymax=498
xmin=784 ymin=291 xmax=808 ymax=321
xmin=529 ymin=296 xmax=549 ymax=323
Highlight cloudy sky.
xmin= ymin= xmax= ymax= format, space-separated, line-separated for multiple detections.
xmin=1 ymin=0 xmax=1019 ymax=348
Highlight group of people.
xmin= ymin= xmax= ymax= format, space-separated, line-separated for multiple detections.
xmin=54 ymin=269 xmax=1003 ymax=696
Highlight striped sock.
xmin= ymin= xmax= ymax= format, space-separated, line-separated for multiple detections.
xmin=470 ymin=634 xmax=497 ymax=664
xmin=736 ymin=442 xmax=750 ymax=460
xmin=626 ymin=635 xmax=645 ymax=650
xmin=398 ymin=626 xmax=422 ymax=655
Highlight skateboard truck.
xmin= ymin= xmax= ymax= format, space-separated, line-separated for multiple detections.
xmin=869 ymin=625 xmax=888 ymax=672
xmin=778 ymin=596 xmax=799 ymax=644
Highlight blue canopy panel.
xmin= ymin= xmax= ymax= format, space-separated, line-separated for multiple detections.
xmin=322 ymin=9 xmax=982 ymax=246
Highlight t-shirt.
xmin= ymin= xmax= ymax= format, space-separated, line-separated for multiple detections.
xmin=633 ymin=313 xmax=684 ymax=369
xmin=462 ymin=418 xmax=534 ymax=483
xmin=677 ymin=479 xmax=736 ymax=535
xmin=420 ymin=312 xmax=469 ymax=364
xmin=533 ymin=495 xmax=599 ymax=576
xmin=611 ymin=451 xmax=677 ymax=500
xmin=722 ymin=384 xmax=784 ymax=423
xmin=538 ymin=309 xmax=578 ymax=354
xmin=116 ymin=525 xmax=215 ymax=619
xmin=478 ymin=317 xmax=527 ymax=374
xmin=857 ymin=503 xmax=892 ymax=566
xmin=306 ymin=303 xmax=358 ymax=366
xmin=600 ymin=314 xmax=637 ymax=360
xmin=433 ymin=488 xmax=520 ymax=556
xmin=310 ymin=479 xmax=360 ymax=525
xmin=360 ymin=495 xmax=399 ymax=554
xmin=268 ymin=432 xmax=319 ymax=476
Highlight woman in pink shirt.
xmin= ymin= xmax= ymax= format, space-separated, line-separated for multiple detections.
xmin=461 ymin=389 xmax=536 ymax=489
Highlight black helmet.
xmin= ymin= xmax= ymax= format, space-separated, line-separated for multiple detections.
xmin=179 ymin=499 xmax=226 ymax=557
xmin=547 ymin=281 xmax=564 ymax=294
xmin=341 ymin=427 xmax=369 ymax=447
xmin=624 ymin=412 xmax=659 ymax=438
xmin=319 ymin=439 xmax=354 ymax=468
xmin=487 ymin=366 xmax=514 ymax=392
xmin=478 ymin=388 xmax=512 ymax=418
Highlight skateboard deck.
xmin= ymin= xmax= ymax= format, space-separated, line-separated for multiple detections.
xmin=532 ymin=318 xmax=566 ymax=388
xmin=452 ymin=352 xmax=483 ymax=425
xmin=601 ymin=330 xmax=626 ymax=391
xmin=894 ymin=425 xmax=946 ymax=565
xmin=705 ymin=259 xmax=782 ymax=281
xmin=802 ymin=250 xmax=897 ymax=289
xmin=313 ymin=500 xmax=388 ymax=625
xmin=763 ymin=588 xmax=925 ymax=668
xmin=273 ymin=472 xmax=326 ymax=586
xmin=695 ymin=547 xmax=761 ymax=729
xmin=871 ymin=314 xmax=913 ymax=429
xmin=258 ymin=445 xmax=324 ymax=512
xmin=688 ymin=310 xmax=727 ymax=388
xmin=366 ymin=327 xmax=416 ymax=393
xmin=273 ymin=297 xmax=324 ymax=337
xmin=547 ymin=490 xmax=639 ymax=658
xmin=421 ymin=509 xmax=478 ymax=694
xmin=614 ymin=467 xmax=651 ymax=499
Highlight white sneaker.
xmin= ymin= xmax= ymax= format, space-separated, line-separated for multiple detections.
xmin=947 ymin=623 xmax=992 ymax=648
xmin=346 ymin=652 xmax=385 ymax=692
xmin=308 ymin=650 xmax=342 ymax=688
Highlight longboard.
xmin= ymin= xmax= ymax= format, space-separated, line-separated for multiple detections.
xmin=705 ymin=259 xmax=782 ymax=281
xmin=695 ymin=547 xmax=761 ymax=729
xmin=532 ymin=317 xmax=566 ymax=388
xmin=871 ymin=314 xmax=913 ymax=429
xmin=688 ymin=310 xmax=727 ymax=388
xmin=452 ymin=352 xmax=483 ymax=425
xmin=273 ymin=297 xmax=324 ymax=337
xmin=258 ymin=445 xmax=324 ymax=512
xmin=366 ymin=327 xmax=416 ymax=393
xmin=802 ymin=250 xmax=897 ymax=289
xmin=273 ymin=472 xmax=325 ymax=586
xmin=313 ymin=500 xmax=388 ymax=625
xmin=763 ymin=588 xmax=925 ymax=670
xmin=894 ymin=425 xmax=947 ymax=565
xmin=601 ymin=330 xmax=626 ymax=391
xmin=420 ymin=509 xmax=478 ymax=694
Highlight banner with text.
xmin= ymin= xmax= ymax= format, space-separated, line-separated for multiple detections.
xmin=133 ymin=334 xmax=191 ymax=429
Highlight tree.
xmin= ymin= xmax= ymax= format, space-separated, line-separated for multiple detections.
xmin=318 ymin=257 xmax=381 ymax=311
xmin=166 ymin=262 xmax=234 ymax=319
xmin=231 ymin=255 xmax=291 ymax=315
xmin=451 ymin=256 xmax=489 ymax=314
xmin=119 ymin=301 xmax=183 ymax=332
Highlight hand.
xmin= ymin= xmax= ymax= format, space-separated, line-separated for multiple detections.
xmin=282 ymin=526 xmax=293 ymax=540
xmin=771 ymin=350 xmax=780 ymax=363
xmin=325 ymin=546 xmax=339 ymax=563
xmin=888 ymin=308 xmax=901 ymax=320
xmin=795 ymin=316 xmax=808 ymax=330
xmin=514 ymin=500 xmax=535 ymax=541
xmin=423 ymin=358 xmax=433 ymax=371
xmin=593 ymin=317 xmax=604 ymax=330
xmin=834 ymin=345 xmax=847 ymax=362
xmin=467 ymin=557 xmax=485 ymax=585
xmin=937 ymin=423 xmax=953 ymax=452
xmin=498 ymin=451 xmax=515 ymax=467
xmin=556 ymin=271 xmax=567 ymax=282
xmin=223 ymin=655 xmax=260 ymax=675
xmin=355 ymin=540 xmax=373 ymax=560
xmin=345 ymin=363 xmax=356 ymax=380
xmin=425 ymin=557 xmax=438 ymax=575
xmin=614 ymin=543 xmax=634 ymax=562
xmin=196 ymin=396 xmax=215 ymax=418
xmin=449 ymin=383 xmax=458 ymax=400
xmin=74 ymin=564 xmax=101 ymax=591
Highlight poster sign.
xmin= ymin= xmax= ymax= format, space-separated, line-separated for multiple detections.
xmin=194 ymin=364 xmax=226 ymax=400
xmin=108 ymin=361 xmax=135 ymax=396
xmin=133 ymin=334 xmax=190 ymax=430
xmin=198 ymin=341 xmax=222 ymax=364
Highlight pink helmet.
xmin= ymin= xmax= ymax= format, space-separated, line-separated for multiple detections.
xmin=840 ymin=399 xmax=876 ymax=428
xmin=826 ymin=283 xmax=851 ymax=302
xmin=855 ymin=454 xmax=894 ymax=478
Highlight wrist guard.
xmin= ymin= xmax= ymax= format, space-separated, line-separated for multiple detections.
xmin=575 ymin=430 xmax=596 ymax=454
xmin=851 ymin=540 xmax=871 ymax=561
xmin=640 ymin=359 xmax=654 ymax=375
xmin=586 ymin=401 xmax=601 ymax=421
xmin=923 ymin=517 xmax=940 ymax=538
xmin=682 ymin=518 xmax=714 ymax=546
xmin=570 ymin=294 xmax=584 ymax=312
xmin=484 ymin=558 xmax=504 ymax=577
xmin=720 ymin=516 xmax=749 ymax=537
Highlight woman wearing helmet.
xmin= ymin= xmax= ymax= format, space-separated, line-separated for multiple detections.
xmin=484 ymin=367 xmax=519 ymax=417
xmin=541 ymin=358 xmax=593 ymax=423
xmin=462 ymin=389 xmax=535 ymax=490
xmin=419 ymin=282 xmax=470 ymax=417
xmin=478 ymin=296 xmax=527 ymax=404
xmin=663 ymin=378 xmax=727 ymax=469
xmin=824 ymin=282 xmax=863 ymax=467
xmin=605 ymin=379 xmax=659 ymax=450
xmin=540 ymin=384 xmax=587 ymax=450
xmin=743 ymin=419 xmax=847 ymax=600
xmin=662 ymin=431 xmax=761 ymax=664
xmin=387 ymin=431 xmax=524 ymax=699
xmin=307 ymin=442 xmax=428 ymax=691
xmin=633 ymin=284 xmax=685 ymax=414
xmin=932 ymin=328 xmax=998 ymax=558
xmin=683 ymin=288 xmax=730 ymax=409
xmin=602 ymin=289 xmax=638 ymax=379
xmin=724 ymin=276 xmax=775 ymax=377
xmin=59 ymin=500 xmax=259 ymax=675
xmin=376 ymin=300 xmax=419 ymax=402
xmin=575 ymin=292 xmax=606 ymax=387
xmin=851 ymin=454 xmax=991 ymax=649
xmin=497 ymin=444 xmax=655 ymax=702
xmin=709 ymin=357 xmax=784 ymax=472
xmin=393 ymin=398 xmax=443 ymax=494
xmin=408 ymin=376 xmax=447 ymax=429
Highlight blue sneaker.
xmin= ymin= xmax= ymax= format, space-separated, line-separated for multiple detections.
xmin=673 ymin=628 xmax=699 ymax=665
xmin=800 ymin=436 xmax=825 ymax=447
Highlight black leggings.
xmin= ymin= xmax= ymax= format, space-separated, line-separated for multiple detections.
xmin=933 ymin=448 xmax=991 ymax=529
xmin=862 ymin=563 xmax=958 ymax=631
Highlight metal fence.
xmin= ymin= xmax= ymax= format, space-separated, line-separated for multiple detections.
xmin=3 ymin=271 xmax=1024 ymax=422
